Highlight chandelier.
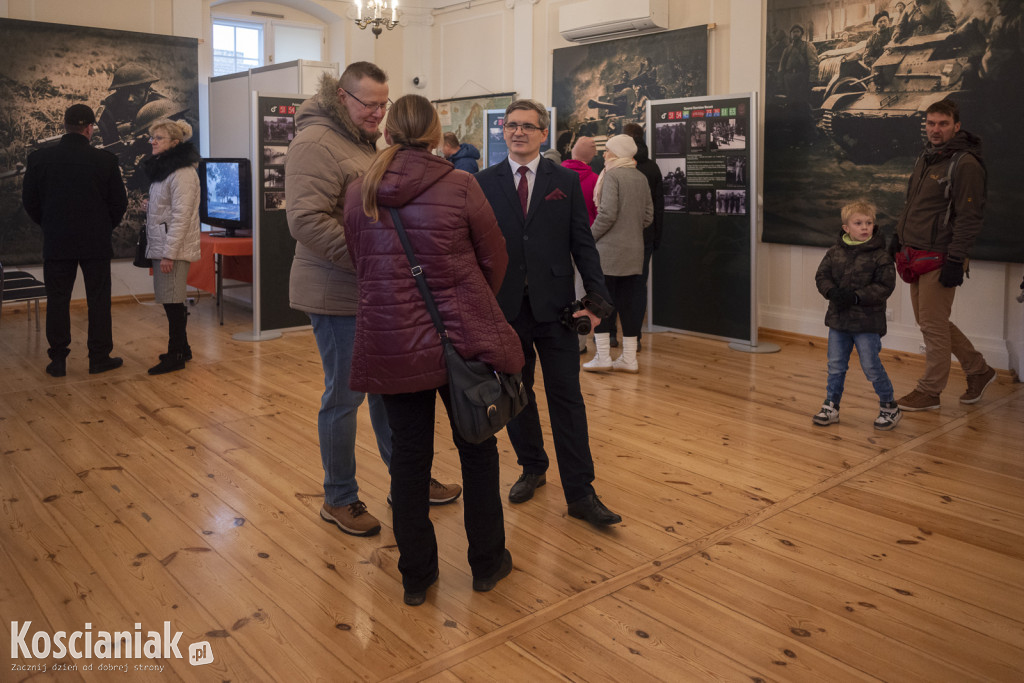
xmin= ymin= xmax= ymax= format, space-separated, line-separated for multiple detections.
xmin=354 ymin=1 xmax=399 ymax=38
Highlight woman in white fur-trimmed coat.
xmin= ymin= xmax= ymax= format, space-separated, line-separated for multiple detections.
xmin=142 ymin=117 xmax=201 ymax=375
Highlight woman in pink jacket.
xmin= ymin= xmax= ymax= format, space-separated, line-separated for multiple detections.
xmin=344 ymin=95 xmax=523 ymax=607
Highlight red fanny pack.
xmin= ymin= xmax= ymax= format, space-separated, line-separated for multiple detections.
xmin=894 ymin=247 xmax=945 ymax=284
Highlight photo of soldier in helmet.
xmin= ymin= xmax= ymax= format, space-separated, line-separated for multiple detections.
xmin=96 ymin=63 xmax=169 ymax=147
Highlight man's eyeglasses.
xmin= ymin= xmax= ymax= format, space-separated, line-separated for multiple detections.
xmin=342 ymin=88 xmax=392 ymax=114
xmin=503 ymin=122 xmax=544 ymax=133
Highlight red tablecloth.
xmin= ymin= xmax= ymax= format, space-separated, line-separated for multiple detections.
xmin=187 ymin=233 xmax=253 ymax=294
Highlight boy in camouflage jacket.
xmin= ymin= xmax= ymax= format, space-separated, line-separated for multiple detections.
xmin=812 ymin=200 xmax=901 ymax=430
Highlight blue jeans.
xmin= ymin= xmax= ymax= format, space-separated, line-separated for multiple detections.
xmin=310 ymin=314 xmax=392 ymax=507
xmin=825 ymin=329 xmax=894 ymax=407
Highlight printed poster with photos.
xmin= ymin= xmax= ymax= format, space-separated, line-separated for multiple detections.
xmin=650 ymin=99 xmax=749 ymax=216
xmin=648 ymin=94 xmax=756 ymax=345
xmin=255 ymin=94 xmax=308 ymax=332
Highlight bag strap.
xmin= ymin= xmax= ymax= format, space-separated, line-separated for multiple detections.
xmin=388 ymin=207 xmax=450 ymax=342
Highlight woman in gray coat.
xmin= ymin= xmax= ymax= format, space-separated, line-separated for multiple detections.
xmin=583 ymin=134 xmax=653 ymax=373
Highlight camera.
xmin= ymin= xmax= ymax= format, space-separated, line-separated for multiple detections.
xmin=559 ymin=292 xmax=613 ymax=335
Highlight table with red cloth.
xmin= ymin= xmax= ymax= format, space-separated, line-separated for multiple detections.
xmin=187 ymin=233 xmax=253 ymax=324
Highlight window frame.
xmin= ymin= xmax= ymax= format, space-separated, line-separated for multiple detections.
xmin=211 ymin=16 xmax=266 ymax=76
xmin=211 ymin=14 xmax=325 ymax=77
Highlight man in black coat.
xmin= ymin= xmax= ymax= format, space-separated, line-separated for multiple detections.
xmin=22 ymin=104 xmax=128 ymax=377
xmin=476 ymin=99 xmax=620 ymax=527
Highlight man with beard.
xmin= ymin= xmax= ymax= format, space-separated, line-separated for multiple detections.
xmin=863 ymin=11 xmax=894 ymax=66
xmin=893 ymin=99 xmax=996 ymax=412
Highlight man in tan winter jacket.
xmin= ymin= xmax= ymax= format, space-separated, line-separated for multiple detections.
xmin=285 ymin=62 xmax=460 ymax=538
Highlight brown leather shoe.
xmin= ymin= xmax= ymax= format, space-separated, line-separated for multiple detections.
xmin=960 ymin=366 xmax=996 ymax=404
xmin=319 ymin=501 xmax=381 ymax=537
xmin=897 ymin=389 xmax=940 ymax=412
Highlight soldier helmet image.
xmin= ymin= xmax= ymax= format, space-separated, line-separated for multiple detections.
xmin=132 ymin=99 xmax=189 ymax=137
xmin=108 ymin=62 xmax=159 ymax=90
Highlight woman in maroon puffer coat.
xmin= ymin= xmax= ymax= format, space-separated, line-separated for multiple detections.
xmin=344 ymin=94 xmax=524 ymax=607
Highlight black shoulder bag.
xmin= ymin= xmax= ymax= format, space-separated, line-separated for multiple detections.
xmin=133 ymin=226 xmax=150 ymax=268
xmin=388 ymin=207 xmax=527 ymax=444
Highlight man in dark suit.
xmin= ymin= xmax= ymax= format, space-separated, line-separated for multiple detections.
xmin=476 ymin=99 xmax=621 ymax=527
xmin=22 ymin=104 xmax=128 ymax=377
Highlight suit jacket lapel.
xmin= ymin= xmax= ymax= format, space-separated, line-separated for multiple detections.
xmin=494 ymin=161 xmax=524 ymax=224
xmin=525 ymin=158 xmax=553 ymax=227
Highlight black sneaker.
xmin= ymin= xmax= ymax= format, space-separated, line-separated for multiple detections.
xmin=45 ymin=360 xmax=66 ymax=377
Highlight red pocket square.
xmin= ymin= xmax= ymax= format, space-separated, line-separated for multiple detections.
xmin=545 ymin=188 xmax=567 ymax=201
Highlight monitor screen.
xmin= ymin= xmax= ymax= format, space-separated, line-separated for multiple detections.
xmin=199 ymin=158 xmax=252 ymax=236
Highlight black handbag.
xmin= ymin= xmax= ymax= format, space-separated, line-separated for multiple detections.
xmin=133 ymin=227 xmax=150 ymax=268
xmin=388 ymin=207 xmax=527 ymax=444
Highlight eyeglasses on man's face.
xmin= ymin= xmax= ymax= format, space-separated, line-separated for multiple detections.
xmin=342 ymin=88 xmax=392 ymax=114
xmin=503 ymin=122 xmax=544 ymax=133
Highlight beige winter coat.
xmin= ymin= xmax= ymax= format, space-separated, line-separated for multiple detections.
xmin=285 ymin=73 xmax=381 ymax=315
xmin=590 ymin=166 xmax=654 ymax=276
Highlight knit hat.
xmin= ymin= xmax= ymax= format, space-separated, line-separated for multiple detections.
xmin=604 ymin=134 xmax=637 ymax=160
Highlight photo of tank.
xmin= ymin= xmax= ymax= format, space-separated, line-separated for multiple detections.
xmin=764 ymin=0 xmax=1024 ymax=262
xmin=552 ymin=26 xmax=707 ymax=167
xmin=0 ymin=18 xmax=199 ymax=265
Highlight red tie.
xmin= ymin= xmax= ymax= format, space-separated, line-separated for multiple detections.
xmin=517 ymin=166 xmax=529 ymax=216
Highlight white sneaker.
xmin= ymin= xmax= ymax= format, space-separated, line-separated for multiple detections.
xmin=812 ymin=401 xmax=839 ymax=426
xmin=611 ymin=357 xmax=638 ymax=373
xmin=583 ymin=333 xmax=612 ymax=372
xmin=874 ymin=402 xmax=901 ymax=431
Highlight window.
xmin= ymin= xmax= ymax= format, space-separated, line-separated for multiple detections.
xmin=212 ymin=19 xmax=263 ymax=76
xmin=212 ymin=17 xmax=324 ymax=77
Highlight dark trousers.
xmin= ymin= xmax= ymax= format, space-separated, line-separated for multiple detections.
xmin=507 ymin=296 xmax=596 ymax=504
xmin=382 ymin=385 xmax=506 ymax=593
xmin=607 ymin=240 xmax=653 ymax=341
xmin=43 ymin=258 xmax=113 ymax=363
xmin=595 ymin=274 xmax=645 ymax=337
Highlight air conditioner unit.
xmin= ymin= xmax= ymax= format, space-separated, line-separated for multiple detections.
xmin=559 ymin=0 xmax=668 ymax=44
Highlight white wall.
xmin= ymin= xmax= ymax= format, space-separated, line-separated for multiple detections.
xmin=5 ymin=0 xmax=1021 ymax=374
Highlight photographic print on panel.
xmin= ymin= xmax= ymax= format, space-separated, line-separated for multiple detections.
xmin=655 ymin=158 xmax=686 ymax=212
xmin=0 ymin=18 xmax=199 ymax=265
xmin=763 ymin=0 xmax=1024 ymax=262
xmin=551 ymin=26 xmax=707 ymax=164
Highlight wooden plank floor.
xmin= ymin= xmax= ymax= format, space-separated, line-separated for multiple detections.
xmin=1 ymin=298 xmax=1022 ymax=682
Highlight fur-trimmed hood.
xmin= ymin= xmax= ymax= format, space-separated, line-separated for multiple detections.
xmin=142 ymin=141 xmax=200 ymax=184
xmin=294 ymin=73 xmax=381 ymax=146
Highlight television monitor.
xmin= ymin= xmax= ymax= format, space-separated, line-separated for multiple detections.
xmin=199 ymin=158 xmax=252 ymax=237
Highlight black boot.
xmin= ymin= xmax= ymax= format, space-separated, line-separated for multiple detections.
xmin=151 ymin=304 xmax=188 ymax=374
xmin=148 ymin=352 xmax=186 ymax=375
xmin=159 ymin=346 xmax=192 ymax=362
